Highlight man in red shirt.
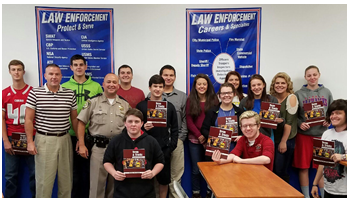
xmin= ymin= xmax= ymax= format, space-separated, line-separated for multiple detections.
xmin=212 ymin=110 xmax=274 ymax=171
xmin=2 ymin=60 xmax=35 ymax=197
xmin=116 ymin=65 xmax=145 ymax=108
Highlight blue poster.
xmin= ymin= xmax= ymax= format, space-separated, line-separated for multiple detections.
xmin=186 ymin=8 xmax=262 ymax=94
xmin=35 ymin=6 xmax=114 ymax=86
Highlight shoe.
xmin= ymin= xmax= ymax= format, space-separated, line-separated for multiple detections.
xmin=206 ymin=191 xmax=212 ymax=198
xmin=192 ymin=193 xmax=201 ymax=198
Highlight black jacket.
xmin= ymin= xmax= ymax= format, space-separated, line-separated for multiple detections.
xmin=136 ymin=97 xmax=178 ymax=154
xmin=239 ymin=95 xmax=283 ymax=137
xmin=103 ymin=129 xmax=164 ymax=198
xmin=201 ymin=103 xmax=244 ymax=139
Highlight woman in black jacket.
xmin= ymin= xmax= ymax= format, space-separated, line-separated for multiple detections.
xmin=201 ymin=82 xmax=244 ymax=151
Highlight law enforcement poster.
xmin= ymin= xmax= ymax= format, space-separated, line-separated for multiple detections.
xmin=35 ymin=7 xmax=114 ymax=86
xmin=186 ymin=8 xmax=262 ymax=94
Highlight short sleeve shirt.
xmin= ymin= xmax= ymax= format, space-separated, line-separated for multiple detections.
xmin=78 ymin=94 xmax=130 ymax=138
xmin=230 ymin=133 xmax=274 ymax=171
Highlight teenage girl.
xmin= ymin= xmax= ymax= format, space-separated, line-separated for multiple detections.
xmin=201 ymin=82 xmax=244 ymax=151
xmin=293 ymin=65 xmax=333 ymax=198
xmin=224 ymin=71 xmax=247 ymax=106
xmin=186 ymin=74 xmax=218 ymax=198
xmin=269 ymin=72 xmax=298 ymax=183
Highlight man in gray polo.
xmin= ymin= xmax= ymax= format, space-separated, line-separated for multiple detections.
xmin=148 ymin=65 xmax=187 ymax=198
xmin=25 ymin=64 xmax=78 ymax=198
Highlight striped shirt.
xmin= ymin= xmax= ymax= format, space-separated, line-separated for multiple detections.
xmin=26 ymin=84 xmax=77 ymax=133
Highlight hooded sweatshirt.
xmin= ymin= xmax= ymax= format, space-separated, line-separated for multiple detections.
xmin=295 ymin=84 xmax=333 ymax=137
xmin=62 ymin=75 xmax=103 ymax=136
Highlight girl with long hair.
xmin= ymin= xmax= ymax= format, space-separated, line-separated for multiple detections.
xmin=239 ymin=74 xmax=280 ymax=139
xmin=224 ymin=71 xmax=247 ymax=106
xmin=186 ymin=74 xmax=218 ymax=198
xmin=269 ymin=72 xmax=298 ymax=183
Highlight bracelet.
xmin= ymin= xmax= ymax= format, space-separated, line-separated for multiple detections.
xmin=312 ymin=185 xmax=318 ymax=187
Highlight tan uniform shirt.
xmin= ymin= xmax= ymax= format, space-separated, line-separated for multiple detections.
xmin=77 ymin=93 xmax=130 ymax=138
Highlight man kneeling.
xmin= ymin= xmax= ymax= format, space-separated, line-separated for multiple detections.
xmin=212 ymin=110 xmax=274 ymax=171
xmin=103 ymin=108 xmax=164 ymax=198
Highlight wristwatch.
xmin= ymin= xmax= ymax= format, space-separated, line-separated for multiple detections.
xmin=341 ymin=154 xmax=347 ymax=161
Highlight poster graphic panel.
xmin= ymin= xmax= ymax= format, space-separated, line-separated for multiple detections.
xmin=35 ymin=6 xmax=114 ymax=86
xmin=186 ymin=8 xmax=261 ymax=94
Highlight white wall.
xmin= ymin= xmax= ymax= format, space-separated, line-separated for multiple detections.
xmin=2 ymin=4 xmax=347 ymax=99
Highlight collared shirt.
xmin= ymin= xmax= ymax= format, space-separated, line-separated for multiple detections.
xmin=26 ymin=83 xmax=77 ymax=133
xmin=77 ymin=93 xmax=130 ymax=138
xmin=147 ymin=87 xmax=187 ymax=141
xmin=230 ymin=133 xmax=274 ymax=171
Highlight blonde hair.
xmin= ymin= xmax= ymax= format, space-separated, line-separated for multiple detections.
xmin=269 ymin=72 xmax=294 ymax=96
xmin=239 ymin=110 xmax=260 ymax=125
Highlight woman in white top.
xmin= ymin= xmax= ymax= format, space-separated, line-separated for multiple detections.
xmin=224 ymin=71 xmax=247 ymax=106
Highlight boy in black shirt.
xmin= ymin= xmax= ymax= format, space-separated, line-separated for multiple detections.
xmin=103 ymin=108 xmax=164 ymax=198
xmin=136 ymin=75 xmax=179 ymax=198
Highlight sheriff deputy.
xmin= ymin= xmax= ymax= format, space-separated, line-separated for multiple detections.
xmin=76 ymin=73 xmax=130 ymax=198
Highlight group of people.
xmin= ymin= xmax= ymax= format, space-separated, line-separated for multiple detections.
xmin=2 ymin=54 xmax=346 ymax=198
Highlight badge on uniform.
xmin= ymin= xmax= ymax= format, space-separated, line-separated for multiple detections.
xmin=119 ymin=105 xmax=124 ymax=111
xmin=83 ymin=99 xmax=91 ymax=109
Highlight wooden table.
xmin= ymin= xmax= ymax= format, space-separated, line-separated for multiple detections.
xmin=339 ymin=160 xmax=347 ymax=166
xmin=198 ymin=162 xmax=304 ymax=198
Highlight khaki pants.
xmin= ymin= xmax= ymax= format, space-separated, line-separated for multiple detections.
xmin=168 ymin=139 xmax=184 ymax=198
xmin=89 ymin=144 xmax=114 ymax=198
xmin=35 ymin=133 xmax=73 ymax=198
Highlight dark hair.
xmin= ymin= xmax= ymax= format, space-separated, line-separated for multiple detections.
xmin=188 ymin=74 xmax=219 ymax=117
xmin=46 ymin=64 xmax=60 ymax=69
xmin=219 ymin=82 xmax=236 ymax=95
xmin=123 ymin=108 xmax=144 ymax=122
xmin=70 ymin=54 xmax=86 ymax=65
xmin=148 ymin=74 xmax=165 ymax=87
xmin=159 ymin=65 xmax=176 ymax=76
xmin=8 ymin=59 xmax=25 ymax=70
xmin=224 ymin=71 xmax=244 ymax=100
xmin=304 ymin=65 xmax=320 ymax=76
xmin=326 ymin=99 xmax=347 ymax=125
xmin=118 ymin=64 xmax=133 ymax=75
xmin=245 ymin=74 xmax=269 ymax=110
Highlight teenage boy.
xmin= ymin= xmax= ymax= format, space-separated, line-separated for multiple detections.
xmin=2 ymin=60 xmax=35 ymax=198
xmin=103 ymin=108 xmax=164 ymax=198
xmin=311 ymin=99 xmax=347 ymax=198
xmin=158 ymin=65 xmax=187 ymax=198
xmin=212 ymin=110 xmax=274 ymax=171
xmin=117 ymin=65 xmax=145 ymax=108
xmin=136 ymin=75 xmax=178 ymax=198
xmin=61 ymin=54 xmax=103 ymax=198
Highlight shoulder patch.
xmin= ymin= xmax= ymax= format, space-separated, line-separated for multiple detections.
xmin=82 ymin=99 xmax=92 ymax=110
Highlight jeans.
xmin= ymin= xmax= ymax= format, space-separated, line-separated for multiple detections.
xmin=273 ymin=137 xmax=295 ymax=183
xmin=4 ymin=137 xmax=36 ymax=198
xmin=188 ymin=142 xmax=205 ymax=192
xmin=229 ymin=141 xmax=236 ymax=152
xmin=71 ymin=136 xmax=90 ymax=198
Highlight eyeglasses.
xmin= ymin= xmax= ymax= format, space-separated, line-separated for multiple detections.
xmin=220 ymin=91 xmax=234 ymax=96
xmin=240 ymin=124 xmax=258 ymax=129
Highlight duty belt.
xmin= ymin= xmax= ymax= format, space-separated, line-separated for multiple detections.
xmin=92 ymin=135 xmax=110 ymax=148
xmin=37 ymin=130 xmax=68 ymax=137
